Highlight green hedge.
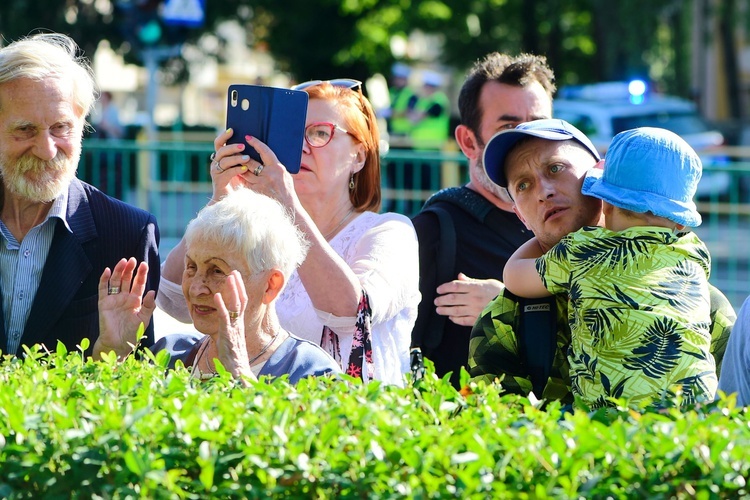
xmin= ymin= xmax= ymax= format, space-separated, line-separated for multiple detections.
xmin=0 ymin=343 xmax=748 ymax=498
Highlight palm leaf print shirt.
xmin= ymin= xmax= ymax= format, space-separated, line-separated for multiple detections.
xmin=538 ymin=226 xmax=717 ymax=408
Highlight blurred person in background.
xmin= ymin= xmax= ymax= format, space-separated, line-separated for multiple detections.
xmin=386 ymin=62 xmax=418 ymax=144
xmin=89 ymin=90 xmax=125 ymax=198
xmin=410 ymin=53 xmax=555 ymax=387
xmin=0 ymin=33 xmax=159 ymax=356
xmin=400 ymin=69 xmax=453 ymax=214
xmin=94 ymin=189 xmax=341 ymax=385
xmin=381 ymin=62 xmax=420 ymax=213
xmin=409 ymin=70 xmax=451 ymax=151
xmin=91 ymin=91 xmax=124 ymax=140
xmin=157 ymin=79 xmax=420 ymax=386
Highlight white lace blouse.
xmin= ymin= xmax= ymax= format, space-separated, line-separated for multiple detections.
xmin=156 ymin=211 xmax=420 ymax=386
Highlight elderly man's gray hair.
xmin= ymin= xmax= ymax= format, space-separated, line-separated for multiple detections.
xmin=0 ymin=33 xmax=96 ymax=119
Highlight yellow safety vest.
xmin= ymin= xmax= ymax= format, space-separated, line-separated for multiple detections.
xmin=390 ymin=86 xmax=417 ymax=137
xmin=411 ymin=91 xmax=450 ymax=150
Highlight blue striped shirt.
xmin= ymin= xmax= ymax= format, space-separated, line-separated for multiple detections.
xmin=0 ymin=191 xmax=70 ymax=355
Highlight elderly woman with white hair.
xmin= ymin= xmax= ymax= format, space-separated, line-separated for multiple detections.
xmin=93 ymin=188 xmax=341 ymax=384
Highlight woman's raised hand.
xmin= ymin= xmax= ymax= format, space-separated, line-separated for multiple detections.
xmin=238 ymin=135 xmax=299 ymax=208
xmin=212 ymin=270 xmax=256 ymax=383
xmin=209 ymin=128 xmax=251 ymax=203
xmin=210 ymin=130 xmax=298 ymax=210
xmin=94 ymin=257 xmax=156 ymax=360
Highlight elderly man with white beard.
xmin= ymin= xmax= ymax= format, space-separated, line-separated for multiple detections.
xmin=0 ymin=33 xmax=159 ymax=356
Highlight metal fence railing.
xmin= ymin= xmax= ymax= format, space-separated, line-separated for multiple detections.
xmin=79 ymin=139 xmax=750 ymax=311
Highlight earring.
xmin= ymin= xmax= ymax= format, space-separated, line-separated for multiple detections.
xmin=349 ymin=172 xmax=355 ymax=190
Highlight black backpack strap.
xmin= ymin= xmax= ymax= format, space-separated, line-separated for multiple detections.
xmin=423 ymin=187 xmax=493 ymax=224
xmin=420 ymin=204 xmax=456 ymax=350
xmin=413 ymin=187 xmax=498 ymax=351
xmin=410 ymin=204 xmax=455 ymax=381
xmin=517 ymin=296 xmax=557 ymax=398
xmin=410 ymin=187 xmax=495 ymax=381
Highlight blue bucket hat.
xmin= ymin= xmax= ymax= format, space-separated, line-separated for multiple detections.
xmin=483 ymin=118 xmax=601 ymax=188
xmin=582 ymin=127 xmax=702 ymax=227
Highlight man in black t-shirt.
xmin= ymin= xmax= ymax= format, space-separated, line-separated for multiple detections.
xmin=411 ymin=53 xmax=556 ymax=387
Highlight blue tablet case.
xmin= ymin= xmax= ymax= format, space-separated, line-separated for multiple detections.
xmin=225 ymin=84 xmax=308 ymax=174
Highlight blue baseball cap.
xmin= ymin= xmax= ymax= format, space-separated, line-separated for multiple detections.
xmin=483 ymin=118 xmax=601 ymax=188
xmin=582 ymin=127 xmax=702 ymax=227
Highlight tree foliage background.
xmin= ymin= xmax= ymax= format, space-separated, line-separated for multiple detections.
xmin=0 ymin=0 xmax=742 ymax=106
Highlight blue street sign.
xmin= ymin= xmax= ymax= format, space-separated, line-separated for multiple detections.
xmin=161 ymin=0 xmax=205 ymax=28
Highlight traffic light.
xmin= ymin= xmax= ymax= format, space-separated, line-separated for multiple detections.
xmin=117 ymin=0 xmax=204 ymax=52
xmin=117 ymin=0 xmax=163 ymax=50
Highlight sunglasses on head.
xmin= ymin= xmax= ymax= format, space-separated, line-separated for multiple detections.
xmin=291 ymin=78 xmax=362 ymax=92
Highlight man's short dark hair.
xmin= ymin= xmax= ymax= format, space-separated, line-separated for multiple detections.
xmin=457 ymin=52 xmax=556 ymax=138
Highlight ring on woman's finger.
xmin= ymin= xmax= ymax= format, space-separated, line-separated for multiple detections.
xmin=253 ymin=164 xmax=264 ymax=176
xmin=209 ymin=152 xmax=216 ymax=161
xmin=108 ymin=286 xmax=121 ymax=295
xmin=212 ymin=160 xmax=224 ymax=173
xmin=228 ymin=310 xmax=240 ymax=321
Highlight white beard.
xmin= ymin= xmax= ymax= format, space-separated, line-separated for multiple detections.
xmin=0 ymin=150 xmax=78 ymax=203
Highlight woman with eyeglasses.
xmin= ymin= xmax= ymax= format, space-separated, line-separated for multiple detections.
xmin=157 ymin=80 xmax=420 ymax=386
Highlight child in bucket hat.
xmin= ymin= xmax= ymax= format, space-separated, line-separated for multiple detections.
xmin=503 ymin=127 xmax=717 ymax=409
xmin=583 ymin=127 xmax=702 ymax=227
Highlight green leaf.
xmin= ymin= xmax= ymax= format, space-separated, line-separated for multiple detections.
xmin=55 ymin=340 xmax=68 ymax=357
xmin=123 ymin=450 xmax=145 ymax=476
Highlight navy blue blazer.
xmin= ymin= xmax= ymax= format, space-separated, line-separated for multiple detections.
xmin=0 ymin=178 xmax=160 ymax=356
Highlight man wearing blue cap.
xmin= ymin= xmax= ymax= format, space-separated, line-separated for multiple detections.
xmin=469 ymin=119 xmax=735 ymax=404
xmin=502 ymin=126 xmax=716 ymax=408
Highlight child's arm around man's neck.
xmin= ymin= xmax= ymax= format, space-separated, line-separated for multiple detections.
xmin=503 ymin=237 xmax=553 ymax=299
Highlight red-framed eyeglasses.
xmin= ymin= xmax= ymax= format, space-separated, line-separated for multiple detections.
xmin=305 ymin=122 xmax=351 ymax=148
